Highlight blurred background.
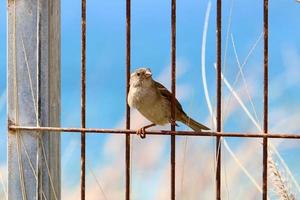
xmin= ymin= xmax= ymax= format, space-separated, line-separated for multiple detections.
xmin=1 ymin=0 xmax=300 ymax=199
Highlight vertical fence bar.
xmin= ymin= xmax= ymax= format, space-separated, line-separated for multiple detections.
xmin=126 ymin=0 xmax=131 ymax=199
xmin=263 ymin=0 xmax=269 ymax=199
xmin=81 ymin=0 xmax=87 ymax=199
xmin=36 ymin=0 xmax=43 ymax=197
xmin=171 ymin=0 xmax=176 ymax=199
xmin=216 ymin=0 xmax=222 ymax=199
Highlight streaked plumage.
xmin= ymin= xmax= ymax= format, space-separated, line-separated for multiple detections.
xmin=128 ymin=67 xmax=209 ymax=138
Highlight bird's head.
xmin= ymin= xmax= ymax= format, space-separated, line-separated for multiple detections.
xmin=130 ymin=67 xmax=153 ymax=87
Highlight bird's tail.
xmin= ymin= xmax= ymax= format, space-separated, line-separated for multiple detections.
xmin=180 ymin=114 xmax=210 ymax=132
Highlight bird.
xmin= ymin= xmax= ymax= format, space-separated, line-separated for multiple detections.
xmin=127 ymin=67 xmax=210 ymax=138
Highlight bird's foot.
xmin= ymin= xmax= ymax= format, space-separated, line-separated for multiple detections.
xmin=169 ymin=119 xmax=179 ymax=127
xmin=136 ymin=124 xmax=156 ymax=139
xmin=136 ymin=127 xmax=147 ymax=139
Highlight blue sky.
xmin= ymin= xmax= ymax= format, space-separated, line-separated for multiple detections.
xmin=1 ymin=0 xmax=300 ymax=199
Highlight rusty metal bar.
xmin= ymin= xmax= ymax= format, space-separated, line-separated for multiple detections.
xmin=81 ymin=0 xmax=86 ymax=199
xmin=216 ymin=0 xmax=222 ymax=199
xmin=9 ymin=125 xmax=300 ymax=139
xmin=126 ymin=0 xmax=131 ymax=199
xmin=263 ymin=0 xmax=269 ymax=199
xmin=170 ymin=0 xmax=176 ymax=199
xmin=36 ymin=1 xmax=42 ymax=196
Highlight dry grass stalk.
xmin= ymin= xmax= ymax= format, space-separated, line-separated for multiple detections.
xmin=268 ymin=153 xmax=295 ymax=200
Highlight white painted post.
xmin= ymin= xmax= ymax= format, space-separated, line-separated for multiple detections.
xmin=7 ymin=0 xmax=60 ymax=199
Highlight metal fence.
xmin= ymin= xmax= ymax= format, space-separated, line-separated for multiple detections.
xmin=8 ymin=0 xmax=300 ymax=200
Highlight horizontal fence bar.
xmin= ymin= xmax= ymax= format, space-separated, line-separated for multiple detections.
xmin=8 ymin=125 xmax=300 ymax=139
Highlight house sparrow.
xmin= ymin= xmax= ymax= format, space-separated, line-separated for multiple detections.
xmin=127 ymin=67 xmax=209 ymax=138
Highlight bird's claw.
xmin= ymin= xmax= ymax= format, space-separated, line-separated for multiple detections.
xmin=136 ymin=128 xmax=146 ymax=139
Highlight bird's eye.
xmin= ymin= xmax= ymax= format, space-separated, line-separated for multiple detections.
xmin=137 ymin=73 xmax=140 ymax=76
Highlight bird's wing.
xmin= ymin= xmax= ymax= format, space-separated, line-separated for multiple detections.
xmin=154 ymin=80 xmax=186 ymax=115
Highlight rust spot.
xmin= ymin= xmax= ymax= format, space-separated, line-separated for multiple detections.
xmin=7 ymin=118 xmax=16 ymax=133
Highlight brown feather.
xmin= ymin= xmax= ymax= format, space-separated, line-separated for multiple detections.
xmin=180 ymin=114 xmax=210 ymax=131
xmin=154 ymin=81 xmax=186 ymax=115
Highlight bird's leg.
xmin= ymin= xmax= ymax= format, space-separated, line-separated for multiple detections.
xmin=137 ymin=123 xmax=156 ymax=139
xmin=169 ymin=119 xmax=179 ymax=127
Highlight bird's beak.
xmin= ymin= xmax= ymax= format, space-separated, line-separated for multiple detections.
xmin=145 ymin=70 xmax=152 ymax=78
